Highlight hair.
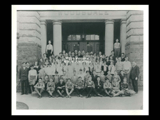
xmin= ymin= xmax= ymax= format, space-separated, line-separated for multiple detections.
xmin=30 ymin=64 xmax=34 ymax=68
xmin=22 ymin=62 xmax=26 ymax=64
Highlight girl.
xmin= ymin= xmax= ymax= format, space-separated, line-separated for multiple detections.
xmin=28 ymin=65 xmax=37 ymax=93
xmin=46 ymin=40 xmax=53 ymax=59
xmin=65 ymin=78 xmax=74 ymax=98
xmin=47 ymin=78 xmax=55 ymax=97
xmin=34 ymin=78 xmax=45 ymax=98
xmin=114 ymin=39 xmax=121 ymax=58
xmin=103 ymin=78 xmax=112 ymax=97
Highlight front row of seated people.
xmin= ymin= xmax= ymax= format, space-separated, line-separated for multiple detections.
xmin=33 ymin=70 xmax=135 ymax=98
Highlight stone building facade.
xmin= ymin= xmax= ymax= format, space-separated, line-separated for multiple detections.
xmin=17 ymin=10 xmax=143 ymax=87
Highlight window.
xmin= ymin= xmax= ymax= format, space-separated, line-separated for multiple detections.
xmin=67 ymin=35 xmax=81 ymax=40
xmin=85 ymin=34 xmax=99 ymax=40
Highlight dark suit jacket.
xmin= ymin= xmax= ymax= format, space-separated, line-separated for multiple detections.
xmin=94 ymin=80 xmax=103 ymax=89
xmin=91 ymin=74 xmax=97 ymax=83
xmin=19 ymin=67 xmax=29 ymax=81
xmin=130 ymin=65 xmax=140 ymax=79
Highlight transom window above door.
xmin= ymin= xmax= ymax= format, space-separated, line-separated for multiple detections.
xmin=86 ymin=34 xmax=99 ymax=40
xmin=68 ymin=35 xmax=81 ymax=40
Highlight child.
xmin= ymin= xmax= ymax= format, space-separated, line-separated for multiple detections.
xmin=47 ymin=78 xmax=55 ymax=97
xmin=108 ymin=61 xmax=116 ymax=76
xmin=95 ymin=62 xmax=101 ymax=76
xmin=28 ymin=65 xmax=37 ymax=93
xmin=71 ymin=70 xmax=78 ymax=85
xmin=112 ymin=71 xmax=121 ymax=83
xmin=111 ymin=75 xmax=121 ymax=97
xmin=85 ymin=76 xmax=95 ymax=98
xmin=44 ymin=75 xmax=49 ymax=91
xmin=75 ymin=77 xmax=85 ymax=97
xmin=38 ymin=65 xmax=45 ymax=82
xmin=106 ymin=71 xmax=113 ymax=83
xmin=54 ymin=71 xmax=59 ymax=85
xmin=65 ymin=78 xmax=74 ymax=98
xmin=103 ymin=78 xmax=112 ymax=97
xmin=94 ymin=76 xmax=103 ymax=97
xmin=118 ymin=77 xmax=136 ymax=97
xmin=34 ymin=78 xmax=45 ymax=98
xmin=100 ymin=71 xmax=106 ymax=84
xmin=56 ymin=78 xmax=66 ymax=97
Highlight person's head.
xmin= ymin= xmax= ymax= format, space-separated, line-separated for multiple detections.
xmin=110 ymin=61 xmax=114 ymax=65
xmin=78 ymin=76 xmax=82 ymax=81
xmin=101 ymin=71 xmax=104 ymax=75
xmin=116 ymin=39 xmax=119 ymax=43
xmin=120 ymin=70 xmax=124 ymax=75
xmin=35 ymin=61 xmax=38 ymax=66
xmin=48 ymin=40 xmax=51 ymax=44
xmin=125 ymin=57 xmax=128 ymax=61
xmin=22 ymin=62 xmax=26 ymax=67
xmin=49 ymin=78 xmax=53 ymax=82
xmin=97 ymin=76 xmax=100 ymax=81
xmin=114 ymin=71 xmax=118 ymax=75
xmin=99 ymin=51 xmax=102 ymax=55
xmin=79 ymin=69 xmax=82 ymax=73
xmin=118 ymin=57 xmax=121 ymax=61
xmin=38 ymin=78 xmax=43 ymax=83
xmin=62 ymin=50 xmax=65 ymax=54
xmin=59 ymin=78 xmax=64 ymax=83
xmin=107 ymin=71 xmax=111 ymax=75
xmin=75 ymin=50 xmax=77 ymax=53
xmin=40 ymin=58 xmax=43 ymax=62
xmin=67 ymin=78 xmax=71 ymax=83
xmin=55 ymin=71 xmax=58 ymax=75
xmin=86 ymin=70 xmax=90 ymax=75
xmin=123 ymin=77 xmax=127 ymax=83
xmin=121 ymin=53 xmax=125 ymax=57
xmin=30 ymin=65 xmax=34 ymax=70
xmin=132 ymin=62 xmax=136 ymax=67
xmin=105 ymin=77 xmax=109 ymax=83
xmin=26 ymin=62 xmax=30 ymax=68
xmin=88 ymin=76 xmax=92 ymax=82
xmin=63 ymin=71 xmax=66 ymax=75
xmin=45 ymin=75 xmax=49 ymax=80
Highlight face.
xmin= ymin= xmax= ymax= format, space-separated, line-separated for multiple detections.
xmin=45 ymin=76 xmax=49 ymax=80
xmin=123 ymin=78 xmax=127 ymax=83
xmin=121 ymin=71 xmax=124 ymax=74
xmin=35 ymin=61 xmax=38 ymax=65
xmin=39 ymin=79 xmax=42 ymax=82
xmin=48 ymin=41 xmax=51 ymax=44
xmin=30 ymin=66 xmax=34 ymax=70
xmin=132 ymin=62 xmax=136 ymax=67
xmin=116 ymin=39 xmax=119 ymax=42
xmin=50 ymin=79 xmax=53 ymax=82
xmin=97 ymin=77 xmax=100 ymax=81
xmin=60 ymin=79 xmax=63 ymax=83
xmin=78 ymin=78 xmax=82 ymax=81
xmin=125 ymin=57 xmax=128 ymax=61
xmin=22 ymin=63 xmax=26 ymax=67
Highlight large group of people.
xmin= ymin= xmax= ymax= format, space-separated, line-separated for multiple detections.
xmin=18 ymin=41 xmax=140 ymax=98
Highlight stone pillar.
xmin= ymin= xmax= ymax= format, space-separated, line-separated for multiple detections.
xmin=40 ymin=20 xmax=47 ymax=56
xmin=53 ymin=20 xmax=62 ymax=55
xmin=105 ymin=19 xmax=114 ymax=56
xmin=120 ymin=19 xmax=127 ymax=54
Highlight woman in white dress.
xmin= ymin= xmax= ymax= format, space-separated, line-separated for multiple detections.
xmin=46 ymin=40 xmax=53 ymax=58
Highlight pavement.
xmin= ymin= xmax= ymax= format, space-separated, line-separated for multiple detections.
xmin=16 ymin=90 xmax=143 ymax=110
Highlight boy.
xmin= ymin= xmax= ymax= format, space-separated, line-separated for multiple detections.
xmin=103 ymin=78 xmax=112 ymax=97
xmin=47 ymin=78 xmax=55 ymax=97
xmin=106 ymin=71 xmax=113 ymax=83
xmin=75 ymin=77 xmax=85 ymax=97
xmin=94 ymin=76 xmax=103 ymax=97
xmin=44 ymin=75 xmax=49 ymax=91
xmin=118 ymin=77 xmax=135 ymax=96
xmin=65 ymin=78 xmax=74 ymax=98
xmin=111 ymin=76 xmax=121 ymax=97
xmin=56 ymin=78 xmax=66 ymax=97
xmin=34 ymin=78 xmax=45 ymax=98
xmin=100 ymin=71 xmax=106 ymax=84
xmin=85 ymin=76 xmax=95 ymax=98
xmin=54 ymin=71 xmax=59 ymax=85
xmin=71 ymin=70 xmax=78 ymax=85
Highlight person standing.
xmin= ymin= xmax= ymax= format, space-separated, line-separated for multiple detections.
xmin=115 ymin=57 xmax=123 ymax=75
xmin=121 ymin=53 xmax=126 ymax=62
xmin=46 ymin=40 xmax=53 ymax=59
xmin=114 ymin=39 xmax=121 ymax=58
xmin=19 ymin=62 xmax=29 ymax=95
xmin=108 ymin=61 xmax=116 ymax=76
xmin=123 ymin=57 xmax=132 ymax=89
xmin=130 ymin=62 xmax=140 ymax=93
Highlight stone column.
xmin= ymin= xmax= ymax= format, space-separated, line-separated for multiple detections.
xmin=105 ymin=19 xmax=114 ymax=56
xmin=120 ymin=19 xmax=127 ymax=54
xmin=53 ymin=20 xmax=62 ymax=55
xmin=40 ymin=20 xmax=47 ymax=56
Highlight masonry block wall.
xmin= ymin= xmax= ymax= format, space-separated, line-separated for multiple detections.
xmin=17 ymin=11 xmax=42 ymax=92
xmin=17 ymin=11 xmax=42 ymax=68
xmin=126 ymin=10 xmax=143 ymax=87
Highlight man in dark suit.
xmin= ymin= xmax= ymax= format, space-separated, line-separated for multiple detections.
xmin=91 ymin=70 xmax=97 ymax=84
xmin=130 ymin=62 xmax=140 ymax=93
xmin=19 ymin=62 xmax=29 ymax=95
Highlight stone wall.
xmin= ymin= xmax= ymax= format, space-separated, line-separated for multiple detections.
xmin=17 ymin=11 xmax=42 ymax=68
xmin=17 ymin=11 xmax=42 ymax=92
xmin=126 ymin=10 xmax=143 ymax=87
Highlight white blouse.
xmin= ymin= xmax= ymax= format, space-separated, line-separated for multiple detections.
xmin=114 ymin=43 xmax=120 ymax=49
xmin=46 ymin=44 xmax=53 ymax=50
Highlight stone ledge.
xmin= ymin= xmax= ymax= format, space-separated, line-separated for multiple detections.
xmin=19 ymin=30 xmax=41 ymax=39
xmin=126 ymin=10 xmax=143 ymax=20
xmin=18 ymin=11 xmax=40 ymax=19
xmin=18 ymin=36 xmax=41 ymax=46
xmin=127 ymin=28 xmax=143 ymax=38
xmin=18 ymin=17 xmax=40 ymax=26
xmin=126 ymin=21 xmax=143 ymax=32
xmin=19 ymin=23 xmax=41 ymax=33
xmin=127 ymin=14 xmax=143 ymax=25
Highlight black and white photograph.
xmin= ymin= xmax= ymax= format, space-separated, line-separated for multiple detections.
xmin=12 ymin=5 xmax=149 ymax=115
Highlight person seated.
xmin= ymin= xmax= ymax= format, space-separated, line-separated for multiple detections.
xmin=54 ymin=71 xmax=59 ymax=85
xmin=100 ymin=71 xmax=106 ymax=84
xmin=47 ymin=78 xmax=55 ymax=98
xmin=75 ymin=77 xmax=85 ymax=97
xmin=56 ymin=78 xmax=66 ymax=97
xmin=65 ymin=78 xmax=74 ymax=98
xmin=44 ymin=75 xmax=49 ymax=91
xmin=84 ymin=71 xmax=91 ymax=84
xmin=103 ymin=78 xmax=113 ymax=97
xmin=85 ymin=76 xmax=95 ymax=98
xmin=94 ymin=76 xmax=103 ymax=97
xmin=111 ymin=76 xmax=121 ymax=97
xmin=71 ymin=70 xmax=78 ymax=86
xmin=117 ymin=77 xmax=136 ymax=97
xmin=34 ymin=78 xmax=45 ymax=98
xmin=106 ymin=71 xmax=113 ymax=83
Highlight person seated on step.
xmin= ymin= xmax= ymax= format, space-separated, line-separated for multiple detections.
xmin=103 ymin=77 xmax=113 ymax=97
xmin=34 ymin=78 xmax=45 ymax=98
xmin=65 ymin=78 xmax=74 ymax=98
xmin=117 ymin=77 xmax=136 ymax=97
xmin=56 ymin=78 xmax=66 ymax=97
xmin=75 ymin=76 xmax=85 ymax=97
xmin=85 ymin=76 xmax=95 ymax=98
xmin=43 ymin=75 xmax=49 ymax=91
xmin=47 ymin=78 xmax=55 ymax=98
xmin=94 ymin=76 xmax=103 ymax=97
xmin=53 ymin=71 xmax=59 ymax=85
xmin=111 ymin=75 xmax=121 ymax=97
